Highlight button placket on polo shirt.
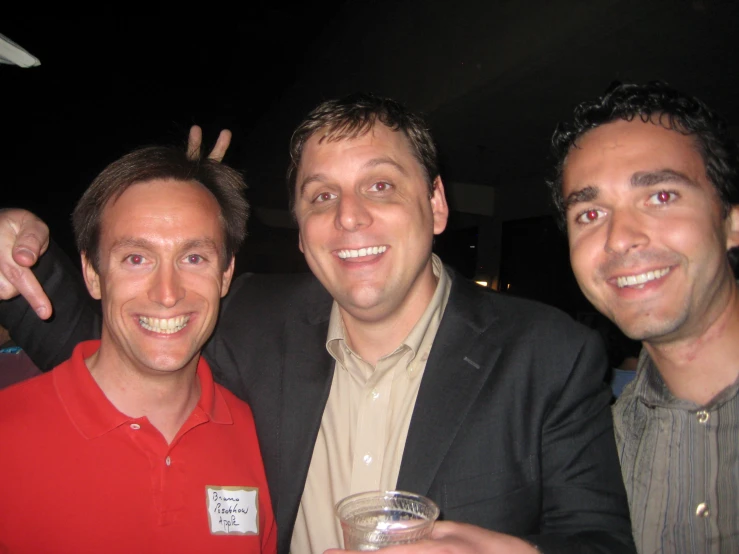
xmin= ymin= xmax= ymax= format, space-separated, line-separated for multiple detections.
xmin=159 ymin=410 xmax=212 ymax=525
xmin=124 ymin=417 xmax=177 ymax=524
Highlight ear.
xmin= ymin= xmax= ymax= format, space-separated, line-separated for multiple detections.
xmin=726 ymin=205 xmax=739 ymax=250
xmin=430 ymin=176 xmax=449 ymax=235
xmin=220 ymin=257 xmax=236 ymax=298
xmin=81 ymin=253 xmax=102 ymax=300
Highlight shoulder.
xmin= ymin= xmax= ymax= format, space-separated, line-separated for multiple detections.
xmin=611 ymin=381 xmax=643 ymax=430
xmin=0 ymin=371 xmax=58 ymax=432
xmin=211 ymin=384 xmax=265 ymax=452
xmin=220 ymin=272 xmax=331 ymax=320
xmin=211 ymin=271 xmax=331 ymax=354
xmin=0 ymin=370 xmax=55 ymax=405
xmin=446 ymin=268 xmax=595 ymax=345
xmin=214 ymin=383 xmax=256 ymax=423
xmin=440 ymin=269 xmax=608 ymax=399
xmin=611 ymin=381 xmax=652 ymax=475
xmin=226 ymin=271 xmax=325 ymax=301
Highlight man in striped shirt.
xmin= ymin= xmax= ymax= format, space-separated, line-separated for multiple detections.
xmin=550 ymin=81 xmax=739 ymax=553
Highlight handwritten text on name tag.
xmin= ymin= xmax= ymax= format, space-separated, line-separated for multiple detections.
xmin=206 ymin=486 xmax=259 ymax=535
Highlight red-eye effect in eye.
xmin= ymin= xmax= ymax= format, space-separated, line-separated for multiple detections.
xmin=131 ymin=255 xmax=143 ymax=265
xmin=368 ymin=182 xmax=392 ymax=193
xmin=657 ymin=191 xmax=670 ymax=203
xmin=586 ymin=210 xmax=599 ymax=221
xmin=315 ymin=192 xmax=334 ymax=203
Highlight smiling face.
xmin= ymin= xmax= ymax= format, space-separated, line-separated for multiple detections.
xmin=82 ymin=179 xmax=234 ymax=377
xmin=563 ymin=118 xmax=739 ymax=344
xmin=294 ymin=123 xmax=448 ymax=327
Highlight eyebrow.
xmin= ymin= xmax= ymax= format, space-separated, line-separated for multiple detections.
xmin=630 ymin=169 xmax=698 ymax=188
xmin=362 ymin=156 xmax=408 ymax=175
xmin=564 ymin=186 xmax=599 ymax=212
xmin=563 ymin=169 xmax=699 ymax=212
xmin=298 ymin=157 xmax=408 ymax=199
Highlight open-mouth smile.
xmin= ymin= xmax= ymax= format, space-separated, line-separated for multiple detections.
xmin=337 ymin=245 xmax=387 ymax=259
xmin=615 ymin=267 xmax=671 ymax=289
xmin=139 ymin=315 xmax=190 ymax=334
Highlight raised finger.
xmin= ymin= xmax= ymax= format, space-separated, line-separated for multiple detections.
xmin=208 ymin=129 xmax=232 ymax=161
xmin=187 ymin=125 xmax=204 ymax=160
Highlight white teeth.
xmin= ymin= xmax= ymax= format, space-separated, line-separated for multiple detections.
xmin=139 ymin=315 xmax=189 ymax=334
xmin=337 ymin=245 xmax=387 ymax=259
xmin=616 ymin=267 xmax=671 ymax=288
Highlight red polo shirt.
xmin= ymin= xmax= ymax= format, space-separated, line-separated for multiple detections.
xmin=0 ymin=341 xmax=276 ymax=554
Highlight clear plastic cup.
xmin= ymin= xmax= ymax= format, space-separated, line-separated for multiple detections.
xmin=335 ymin=490 xmax=440 ymax=551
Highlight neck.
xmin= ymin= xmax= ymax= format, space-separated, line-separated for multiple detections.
xmin=85 ymin=346 xmax=201 ymax=444
xmin=341 ymin=266 xmax=439 ymax=367
xmin=644 ymin=282 xmax=739 ymax=405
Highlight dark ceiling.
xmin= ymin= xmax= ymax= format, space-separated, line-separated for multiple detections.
xmin=237 ymin=0 xmax=739 ymax=208
xmin=3 ymin=0 xmax=739 ymax=256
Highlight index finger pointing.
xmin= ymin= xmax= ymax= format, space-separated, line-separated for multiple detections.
xmin=0 ymin=261 xmax=52 ymax=319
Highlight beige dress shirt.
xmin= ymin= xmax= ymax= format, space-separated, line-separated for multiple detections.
xmin=290 ymin=255 xmax=451 ymax=554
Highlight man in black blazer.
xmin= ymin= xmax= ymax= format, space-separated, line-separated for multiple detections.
xmin=0 ymin=95 xmax=634 ymax=553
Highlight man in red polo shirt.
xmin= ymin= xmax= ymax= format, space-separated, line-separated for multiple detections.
xmin=0 ymin=146 xmax=276 ymax=553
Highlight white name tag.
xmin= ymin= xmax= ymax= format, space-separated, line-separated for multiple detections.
xmin=206 ymin=486 xmax=259 ymax=535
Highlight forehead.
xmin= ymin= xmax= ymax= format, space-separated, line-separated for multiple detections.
xmin=100 ymin=179 xmax=223 ymax=240
xmin=297 ymin=123 xmax=418 ymax=175
xmin=562 ymin=118 xmax=707 ymax=195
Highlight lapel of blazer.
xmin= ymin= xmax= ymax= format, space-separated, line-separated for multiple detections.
xmin=397 ymin=269 xmax=502 ymax=495
xmin=276 ymin=282 xmax=334 ymax=549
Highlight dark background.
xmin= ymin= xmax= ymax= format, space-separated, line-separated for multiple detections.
xmin=3 ymin=2 xmax=739 ymax=323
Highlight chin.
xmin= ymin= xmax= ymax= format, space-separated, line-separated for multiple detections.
xmin=343 ymin=288 xmax=385 ymax=309
xmin=614 ymin=314 xmax=683 ymax=343
xmin=145 ymin=355 xmax=193 ymax=373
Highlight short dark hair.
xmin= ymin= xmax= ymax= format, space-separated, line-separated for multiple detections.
xmin=287 ymin=92 xmax=439 ymax=213
xmin=73 ymin=146 xmax=248 ymax=272
xmin=549 ymin=81 xmax=739 ymax=229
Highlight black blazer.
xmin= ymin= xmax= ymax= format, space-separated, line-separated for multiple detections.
xmin=1 ymin=242 xmax=635 ymax=554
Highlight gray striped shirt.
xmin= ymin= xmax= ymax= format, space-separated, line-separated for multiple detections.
xmin=613 ymin=350 xmax=739 ymax=553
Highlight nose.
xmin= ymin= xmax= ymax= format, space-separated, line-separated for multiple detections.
xmin=605 ymin=209 xmax=649 ymax=255
xmin=148 ymin=263 xmax=185 ymax=307
xmin=335 ymin=192 xmax=372 ymax=231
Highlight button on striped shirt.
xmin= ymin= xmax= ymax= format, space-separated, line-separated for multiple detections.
xmin=613 ymin=350 xmax=739 ymax=554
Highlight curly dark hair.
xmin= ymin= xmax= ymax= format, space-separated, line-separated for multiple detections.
xmin=287 ymin=92 xmax=439 ymax=214
xmin=548 ymin=81 xmax=739 ymax=229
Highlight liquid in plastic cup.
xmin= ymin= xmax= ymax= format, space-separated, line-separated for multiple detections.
xmin=335 ymin=490 xmax=440 ymax=551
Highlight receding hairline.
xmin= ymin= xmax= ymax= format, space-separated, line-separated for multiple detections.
xmin=93 ymin=178 xmax=230 ymax=264
xmin=295 ymin=121 xmax=422 ymax=189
